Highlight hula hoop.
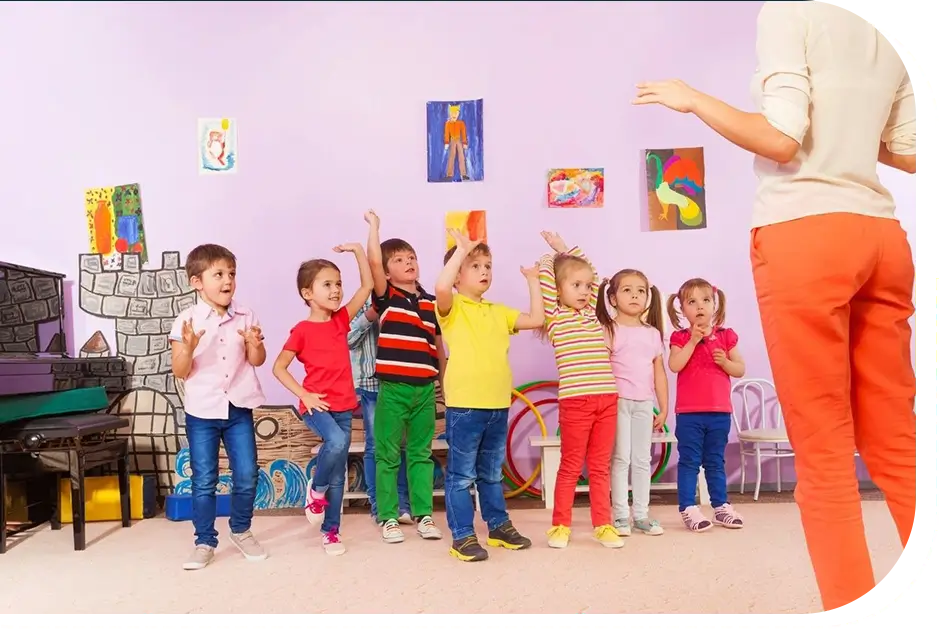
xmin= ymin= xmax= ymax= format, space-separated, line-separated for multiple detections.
xmin=503 ymin=381 xmax=561 ymax=497
xmin=505 ymin=397 xmax=560 ymax=498
xmin=502 ymin=388 xmax=548 ymax=499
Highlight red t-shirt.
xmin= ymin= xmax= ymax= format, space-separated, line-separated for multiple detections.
xmin=670 ymin=327 xmax=739 ymax=414
xmin=283 ymin=309 xmax=357 ymax=414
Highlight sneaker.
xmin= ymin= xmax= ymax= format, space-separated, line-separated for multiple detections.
xmin=322 ymin=528 xmax=347 ymax=556
xmin=182 ymin=544 xmax=214 ymax=570
xmin=594 ymin=524 xmax=625 ymax=548
xmin=304 ymin=479 xmax=328 ymax=526
xmin=546 ymin=525 xmax=571 ymax=549
xmin=449 ymin=535 xmax=489 ymax=562
xmin=713 ymin=503 xmax=744 ymax=529
xmin=417 ymin=516 xmax=443 ymax=540
xmin=398 ymin=512 xmax=414 ymax=525
xmin=230 ymin=530 xmax=268 ymax=561
xmin=633 ymin=518 xmax=665 ymax=536
xmin=486 ymin=521 xmax=532 ymax=550
xmin=614 ymin=519 xmax=632 ymax=537
xmin=381 ymin=518 xmax=405 ymax=544
xmin=680 ymin=506 xmax=713 ymax=532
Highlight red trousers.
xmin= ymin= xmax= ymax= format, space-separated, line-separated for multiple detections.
xmin=751 ymin=213 xmax=916 ymax=611
xmin=552 ymin=393 xmax=618 ymax=527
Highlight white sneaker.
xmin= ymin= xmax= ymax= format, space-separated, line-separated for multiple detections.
xmin=229 ymin=530 xmax=268 ymax=561
xmin=182 ymin=544 xmax=214 ymax=570
xmin=322 ymin=530 xmax=347 ymax=556
xmin=382 ymin=518 xmax=405 ymax=544
xmin=417 ymin=516 xmax=443 ymax=540
xmin=304 ymin=479 xmax=327 ymax=527
xmin=614 ymin=519 xmax=632 ymax=537
xmin=398 ymin=512 xmax=414 ymax=525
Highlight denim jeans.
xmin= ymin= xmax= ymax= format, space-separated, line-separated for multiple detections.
xmin=185 ymin=403 xmax=259 ymax=548
xmin=675 ymin=412 xmax=731 ymax=511
xmin=303 ymin=409 xmax=353 ymax=533
xmin=444 ymin=407 xmax=510 ymax=541
xmin=357 ymin=388 xmax=411 ymax=519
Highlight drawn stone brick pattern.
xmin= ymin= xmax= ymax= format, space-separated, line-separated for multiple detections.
xmin=52 ymin=357 xmax=129 ymax=393
xmin=0 ymin=266 xmax=62 ymax=353
xmin=78 ymin=250 xmax=195 ymax=496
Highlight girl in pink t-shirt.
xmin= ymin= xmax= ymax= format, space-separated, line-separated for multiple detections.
xmin=597 ymin=269 xmax=669 ymax=537
xmin=666 ymin=278 xmax=747 ymax=533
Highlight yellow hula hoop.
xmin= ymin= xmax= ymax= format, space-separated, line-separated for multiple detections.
xmin=503 ymin=388 xmax=548 ymax=499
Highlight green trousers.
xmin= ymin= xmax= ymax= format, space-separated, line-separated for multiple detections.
xmin=375 ymin=380 xmax=436 ymax=522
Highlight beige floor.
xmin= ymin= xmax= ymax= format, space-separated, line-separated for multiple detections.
xmin=0 ymin=500 xmax=902 ymax=614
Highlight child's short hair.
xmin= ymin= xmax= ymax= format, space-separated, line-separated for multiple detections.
xmin=443 ymin=242 xmax=491 ymax=265
xmin=380 ymin=238 xmax=417 ymax=272
xmin=296 ymin=259 xmax=340 ymax=304
xmin=185 ymin=244 xmax=236 ymax=280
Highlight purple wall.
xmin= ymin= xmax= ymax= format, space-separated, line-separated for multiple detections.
xmin=0 ymin=2 xmax=915 ymax=487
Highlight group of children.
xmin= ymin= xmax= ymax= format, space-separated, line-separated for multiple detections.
xmin=169 ymin=213 xmax=747 ymax=569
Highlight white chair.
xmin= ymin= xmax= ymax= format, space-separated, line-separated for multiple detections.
xmin=731 ymin=378 xmax=794 ymax=501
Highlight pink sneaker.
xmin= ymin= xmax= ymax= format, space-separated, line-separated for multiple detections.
xmin=680 ymin=506 xmax=713 ymax=532
xmin=304 ymin=479 xmax=328 ymax=526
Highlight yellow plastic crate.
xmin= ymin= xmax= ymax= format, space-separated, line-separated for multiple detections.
xmin=58 ymin=475 xmax=145 ymax=523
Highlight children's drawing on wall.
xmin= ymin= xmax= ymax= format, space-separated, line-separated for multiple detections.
xmin=426 ymin=99 xmax=483 ymax=183
xmin=547 ymin=168 xmax=605 ymax=208
xmin=198 ymin=117 xmax=237 ymax=175
xmin=84 ymin=183 xmax=149 ymax=270
xmin=644 ymin=148 xmax=707 ymax=231
xmin=444 ymin=210 xmax=487 ymax=249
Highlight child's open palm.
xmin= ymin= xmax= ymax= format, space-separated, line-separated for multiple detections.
xmin=519 ymin=262 xmax=539 ymax=281
xmin=540 ymin=230 xmax=568 ymax=253
xmin=238 ymin=325 xmax=265 ymax=348
xmin=447 ymin=228 xmax=480 ymax=252
xmin=181 ymin=320 xmax=205 ymax=352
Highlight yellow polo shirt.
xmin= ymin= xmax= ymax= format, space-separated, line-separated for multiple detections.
xmin=436 ymin=293 xmax=520 ymax=409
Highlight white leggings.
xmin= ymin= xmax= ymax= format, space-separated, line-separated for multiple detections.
xmin=610 ymin=398 xmax=655 ymax=522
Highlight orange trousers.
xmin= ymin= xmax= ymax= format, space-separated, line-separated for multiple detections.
xmin=750 ymin=213 xmax=916 ymax=611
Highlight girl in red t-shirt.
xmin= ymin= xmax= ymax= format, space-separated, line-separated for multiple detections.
xmin=665 ymin=278 xmax=747 ymax=533
xmin=272 ymin=243 xmax=373 ymax=556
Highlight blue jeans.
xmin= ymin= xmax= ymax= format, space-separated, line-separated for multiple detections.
xmin=303 ymin=409 xmax=353 ymax=533
xmin=357 ymin=388 xmax=411 ymax=519
xmin=185 ymin=403 xmax=259 ymax=548
xmin=444 ymin=407 xmax=510 ymax=541
xmin=675 ymin=412 xmax=731 ymax=511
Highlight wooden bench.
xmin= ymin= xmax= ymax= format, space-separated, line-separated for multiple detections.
xmin=312 ymin=439 xmax=479 ymax=512
xmin=530 ymin=432 xmax=711 ymax=510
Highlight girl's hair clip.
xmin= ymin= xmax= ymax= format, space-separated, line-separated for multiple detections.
xmin=712 ymin=285 xmax=719 ymax=293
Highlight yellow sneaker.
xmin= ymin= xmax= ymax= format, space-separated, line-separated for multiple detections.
xmin=594 ymin=524 xmax=625 ymax=548
xmin=546 ymin=525 xmax=571 ymax=549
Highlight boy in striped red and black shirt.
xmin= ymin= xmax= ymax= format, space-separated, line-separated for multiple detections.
xmin=364 ymin=210 xmax=448 ymax=544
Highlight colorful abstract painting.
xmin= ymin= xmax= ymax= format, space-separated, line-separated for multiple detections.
xmin=198 ymin=117 xmax=237 ymax=174
xmin=445 ymin=210 xmax=487 ymax=250
xmin=427 ymin=99 xmax=483 ymax=183
xmin=84 ymin=183 xmax=148 ymax=269
xmin=547 ymin=168 xmax=605 ymax=208
xmin=644 ymin=148 xmax=707 ymax=231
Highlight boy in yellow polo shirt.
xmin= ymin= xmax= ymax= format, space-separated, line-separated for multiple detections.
xmin=434 ymin=229 xmax=545 ymax=561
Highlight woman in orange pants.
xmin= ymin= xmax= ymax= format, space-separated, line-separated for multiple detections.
xmin=632 ymin=2 xmax=916 ymax=611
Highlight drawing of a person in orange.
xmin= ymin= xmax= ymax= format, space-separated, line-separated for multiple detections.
xmin=444 ymin=104 xmax=469 ymax=180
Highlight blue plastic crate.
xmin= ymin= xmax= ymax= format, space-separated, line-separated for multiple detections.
xmin=165 ymin=494 xmax=232 ymax=522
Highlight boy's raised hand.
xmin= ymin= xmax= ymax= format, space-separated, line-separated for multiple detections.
xmin=181 ymin=319 xmax=205 ymax=352
xmin=540 ymin=230 xmax=568 ymax=253
xmin=238 ymin=325 xmax=265 ymax=348
xmin=364 ymin=209 xmax=380 ymax=227
xmin=447 ymin=228 xmax=480 ymax=252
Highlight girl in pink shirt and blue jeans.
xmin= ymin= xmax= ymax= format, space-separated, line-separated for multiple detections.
xmin=666 ymin=278 xmax=746 ymax=532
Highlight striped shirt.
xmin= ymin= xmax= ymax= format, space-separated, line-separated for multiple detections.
xmin=373 ymin=283 xmax=441 ymax=385
xmin=539 ymin=246 xmax=617 ymax=400
xmin=347 ymin=296 xmax=380 ymax=393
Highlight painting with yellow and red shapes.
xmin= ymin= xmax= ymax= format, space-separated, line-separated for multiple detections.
xmin=644 ymin=148 xmax=707 ymax=231
xmin=547 ymin=168 xmax=604 ymax=208
xmin=84 ymin=183 xmax=149 ymax=270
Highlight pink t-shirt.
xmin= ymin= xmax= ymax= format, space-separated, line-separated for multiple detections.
xmin=609 ymin=324 xmax=663 ymax=402
xmin=670 ymin=327 xmax=739 ymax=414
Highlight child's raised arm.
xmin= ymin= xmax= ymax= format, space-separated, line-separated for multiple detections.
xmin=514 ymin=262 xmax=545 ymax=330
xmin=364 ymin=210 xmax=387 ymax=299
xmin=538 ymin=252 xmax=559 ymax=320
xmin=335 ymin=242 xmax=373 ymax=318
xmin=567 ymin=245 xmax=601 ymax=311
xmin=435 ymin=228 xmax=480 ymax=317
